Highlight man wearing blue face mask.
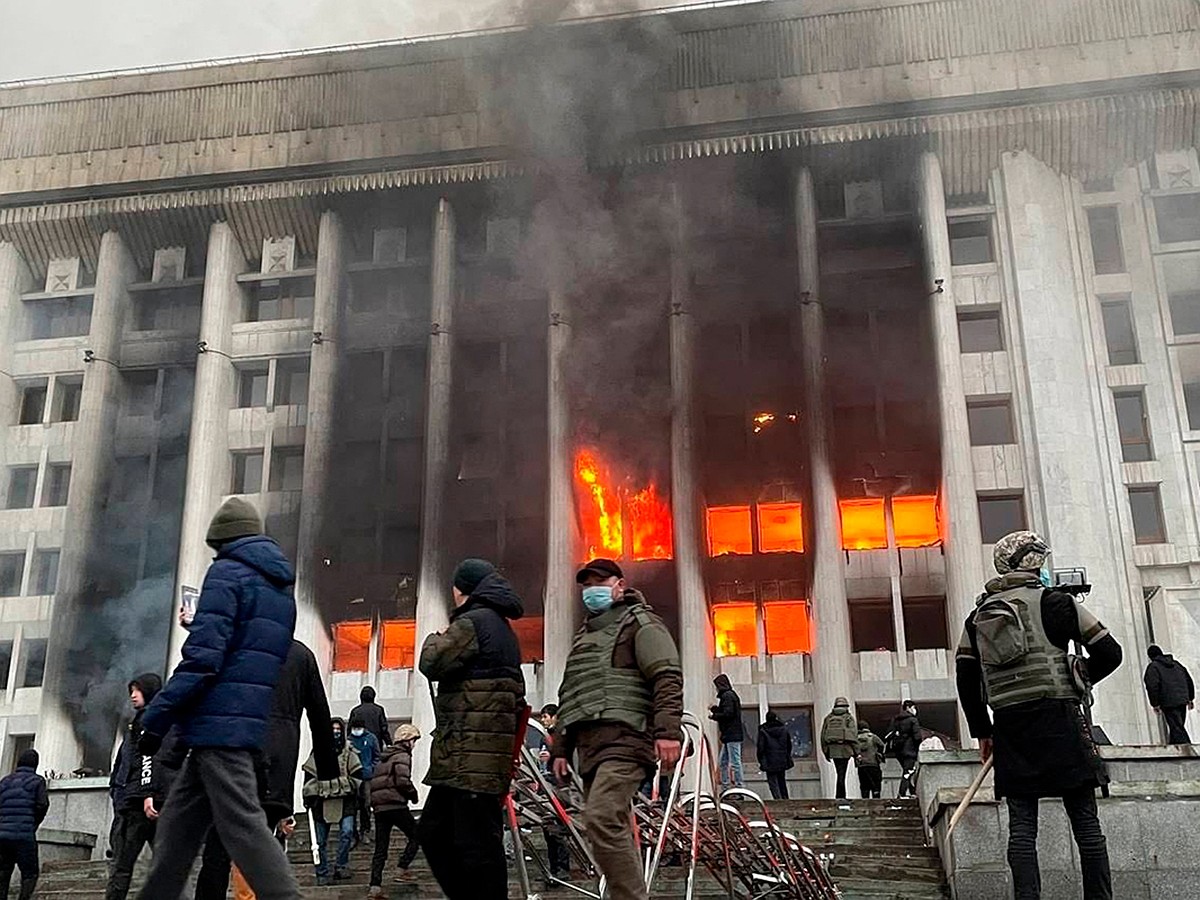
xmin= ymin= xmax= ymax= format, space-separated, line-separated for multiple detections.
xmin=551 ymin=558 xmax=683 ymax=900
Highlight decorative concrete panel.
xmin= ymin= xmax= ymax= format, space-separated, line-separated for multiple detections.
xmin=858 ymin=650 xmax=894 ymax=682
xmin=771 ymin=653 xmax=807 ymax=685
xmin=913 ymin=648 xmax=949 ymax=680
xmin=720 ymin=656 xmax=753 ymax=685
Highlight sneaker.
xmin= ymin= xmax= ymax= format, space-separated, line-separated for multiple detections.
xmin=316 ymin=875 xmax=332 ymax=887
xmin=393 ymin=869 xmax=416 ymax=884
xmin=367 ymin=888 xmax=385 ymax=898
xmin=334 ymin=867 xmax=352 ymax=881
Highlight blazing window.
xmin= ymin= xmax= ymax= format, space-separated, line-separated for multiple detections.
xmin=892 ymin=495 xmax=940 ymax=548
xmin=574 ymin=448 xmax=673 ymax=562
xmin=757 ymin=502 xmax=804 ymax=554
xmin=380 ymin=620 xmax=416 ymax=670
xmin=839 ymin=498 xmax=887 ymax=550
xmin=713 ymin=603 xmax=758 ymax=658
xmin=707 ymin=506 xmax=753 ymax=556
xmin=511 ymin=616 xmax=545 ymax=664
xmin=575 ymin=449 xmax=623 ymax=559
xmin=333 ymin=621 xmax=371 ymax=672
xmin=627 ymin=484 xmax=673 ymax=561
xmin=764 ymin=601 xmax=813 ymax=655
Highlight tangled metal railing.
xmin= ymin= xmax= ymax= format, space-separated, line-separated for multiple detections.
xmin=505 ymin=712 xmax=842 ymax=900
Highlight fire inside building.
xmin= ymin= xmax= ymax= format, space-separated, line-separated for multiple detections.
xmin=0 ymin=0 xmax=1197 ymax=807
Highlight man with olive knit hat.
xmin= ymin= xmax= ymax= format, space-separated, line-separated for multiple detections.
xmin=135 ymin=497 xmax=300 ymax=900
xmin=417 ymin=558 xmax=526 ymax=900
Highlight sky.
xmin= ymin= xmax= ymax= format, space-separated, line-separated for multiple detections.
xmin=0 ymin=0 xmax=740 ymax=83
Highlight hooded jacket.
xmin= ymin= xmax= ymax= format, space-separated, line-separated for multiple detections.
xmin=369 ymin=742 xmax=417 ymax=813
xmin=1144 ymin=654 xmax=1195 ymax=709
xmin=855 ymin=726 xmax=886 ymax=769
xmin=709 ymin=674 xmax=744 ymax=743
xmin=419 ymin=572 xmax=526 ymax=795
xmin=110 ymin=673 xmax=162 ymax=811
xmin=888 ymin=709 xmax=922 ymax=760
xmin=349 ymin=686 xmax=391 ymax=747
xmin=0 ymin=760 xmax=48 ymax=842
xmin=142 ymin=535 xmax=297 ymax=750
xmin=115 ymin=673 xmax=185 ymax=814
xmin=302 ymin=720 xmax=362 ymax=822
xmin=755 ymin=713 xmax=794 ymax=773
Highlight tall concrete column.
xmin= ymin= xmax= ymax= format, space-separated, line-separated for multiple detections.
xmin=0 ymin=244 xmax=32 ymax=441
xmin=412 ymin=198 xmax=456 ymax=796
xmin=543 ymin=275 xmax=577 ymax=703
xmin=918 ymin=152 xmax=985 ymax=629
xmin=169 ymin=222 xmax=245 ymax=670
xmin=668 ymin=185 xmax=713 ymax=723
xmin=294 ymin=211 xmax=346 ymax=676
xmin=795 ymin=169 xmax=855 ymax=798
xmin=39 ymin=231 xmax=134 ymax=773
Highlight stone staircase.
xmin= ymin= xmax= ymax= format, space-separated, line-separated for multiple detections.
xmin=34 ymin=798 xmax=947 ymax=899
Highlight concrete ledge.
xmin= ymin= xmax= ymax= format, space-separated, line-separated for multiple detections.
xmin=37 ymin=827 xmax=96 ymax=865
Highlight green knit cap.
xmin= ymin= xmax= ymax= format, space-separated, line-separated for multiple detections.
xmin=206 ymin=497 xmax=263 ymax=546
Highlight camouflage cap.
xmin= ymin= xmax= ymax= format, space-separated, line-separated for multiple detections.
xmin=993 ymin=530 xmax=1050 ymax=575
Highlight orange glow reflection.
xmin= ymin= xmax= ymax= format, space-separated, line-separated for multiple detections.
xmin=893 ymin=495 xmax=941 ymax=548
xmin=333 ymin=621 xmax=371 ymax=672
xmin=757 ymin=502 xmax=805 ymax=554
xmin=511 ymin=616 xmax=545 ymax=664
xmin=628 ymin=483 xmax=674 ymax=561
xmin=380 ymin=620 xmax=416 ymax=670
xmin=713 ymin=603 xmax=758 ymax=657
xmin=575 ymin=449 xmax=623 ymax=559
xmin=839 ymin=498 xmax=887 ymax=550
xmin=706 ymin=506 xmax=753 ymax=556
xmin=574 ymin=448 xmax=673 ymax=561
xmin=764 ymin=601 xmax=813 ymax=654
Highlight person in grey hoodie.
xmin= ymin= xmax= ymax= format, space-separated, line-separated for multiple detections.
xmin=1144 ymin=645 xmax=1195 ymax=744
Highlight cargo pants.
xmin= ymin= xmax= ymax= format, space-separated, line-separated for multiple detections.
xmin=581 ymin=759 xmax=648 ymax=900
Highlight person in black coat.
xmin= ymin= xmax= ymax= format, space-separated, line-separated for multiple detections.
xmin=350 ymin=686 xmax=391 ymax=748
xmin=0 ymin=749 xmax=48 ymax=900
xmin=755 ymin=711 xmax=794 ymax=800
xmin=1143 ymin=645 xmax=1194 ymax=744
xmin=888 ymin=701 xmax=922 ymax=798
xmin=709 ymin=674 xmax=744 ymax=789
xmin=135 ymin=498 xmax=300 ymax=900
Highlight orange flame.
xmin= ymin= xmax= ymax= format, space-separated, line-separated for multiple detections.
xmin=574 ymin=448 xmax=673 ymax=561
xmin=576 ymin=449 xmax=623 ymax=559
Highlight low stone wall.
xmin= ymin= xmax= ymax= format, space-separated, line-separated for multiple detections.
xmin=42 ymin=776 xmax=111 ymax=861
xmin=918 ymin=746 xmax=1200 ymax=899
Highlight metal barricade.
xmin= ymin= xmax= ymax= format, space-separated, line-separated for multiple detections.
xmin=508 ymin=712 xmax=841 ymax=900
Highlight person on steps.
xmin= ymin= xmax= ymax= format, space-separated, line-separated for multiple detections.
xmin=367 ymin=724 xmax=422 ymax=898
xmin=0 ymin=749 xmax=48 ymax=900
xmin=1143 ymin=645 xmax=1194 ymax=745
xmin=710 ymin=674 xmax=744 ymax=789
xmin=889 ymin=700 xmax=922 ymax=799
xmin=855 ymin=722 xmax=885 ymax=800
xmin=349 ymin=711 xmax=381 ymax=837
xmin=956 ymin=530 xmax=1121 ymax=900
xmin=819 ymin=698 xmax=857 ymax=800
xmin=302 ymin=717 xmax=362 ymax=885
xmin=134 ymin=498 xmax=300 ymax=900
xmin=756 ymin=711 xmax=794 ymax=800
xmin=417 ymin=558 xmax=526 ymax=900
xmin=350 ymin=685 xmax=392 ymax=748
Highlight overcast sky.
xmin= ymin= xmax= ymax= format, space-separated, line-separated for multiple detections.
xmin=0 ymin=0 xmax=737 ymax=82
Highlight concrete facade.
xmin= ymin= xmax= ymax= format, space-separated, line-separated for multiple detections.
xmin=0 ymin=0 xmax=1196 ymax=793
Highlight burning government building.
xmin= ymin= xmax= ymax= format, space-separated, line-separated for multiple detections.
xmin=0 ymin=0 xmax=1197 ymax=803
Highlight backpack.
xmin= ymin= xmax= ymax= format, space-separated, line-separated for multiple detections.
xmin=972 ymin=592 xmax=1031 ymax=668
xmin=824 ymin=712 xmax=855 ymax=744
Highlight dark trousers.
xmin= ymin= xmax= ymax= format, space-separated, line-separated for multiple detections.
xmin=194 ymin=808 xmax=287 ymax=900
xmin=897 ymin=755 xmax=919 ymax=798
xmin=358 ymin=781 xmax=373 ymax=834
xmin=135 ymin=749 xmax=299 ymax=900
xmin=370 ymin=807 xmax=420 ymax=887
xmin=418 ymin=785 xmax=506 ymax=900
xmin=858 ymin=766 xmax=882 ymax=799
xmin=831 ymin=757 xmax=850 ymax=799
xmin=1006 ymin=788 xmax=1112 ymax=900
xmin=0 ymin=838 xmax=38 ymax=900
xmin=545 ymin=822 xmax=572 ymax=876
xmin=105 ymin=811 xmax=156 ymax=900
xmin=1162 ymin=706 xmax=1192 ymax=744
xmin=765 ymin=771 xmax=789 ymax=800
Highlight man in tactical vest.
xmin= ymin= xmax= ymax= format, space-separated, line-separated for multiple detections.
xmin=955 ymin=531 xmax=1122 ymax=900
xmin=819 ymin=698 xmax=857 ymax=800
xmin=551 ymin=558 xmax=684 ymax=900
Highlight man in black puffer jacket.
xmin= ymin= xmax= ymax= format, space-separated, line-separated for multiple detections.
xmin=0 ymin=749 xmax=48 ymax=900
xmin=1144 ymin=645 xmax=1195 ymax=744
xmin=418 ymin=558 xmax=526 ymax=900
xmin=756 ymin=711 xmax=794 ymax=799
xmin=135 ymin=498 xmax=299 ymax=900
xmin=710 ymin=674 xmax=744 ymax=789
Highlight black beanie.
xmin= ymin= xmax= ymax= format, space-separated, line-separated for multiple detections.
xmin=1148 ymin=645 xmax=1164 ymax=659
xmin=453 ymin=558 xmax=496 ymax=596
xmin=17 ymin=749 xmax=38 ymax=770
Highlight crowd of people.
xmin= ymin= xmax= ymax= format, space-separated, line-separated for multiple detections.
xmin=0 ymin=499 xmax=1192 ymax=900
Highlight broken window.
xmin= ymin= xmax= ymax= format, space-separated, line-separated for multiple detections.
xmin=839 ymin=498 xmax=887 ymax=550
xmin=763 ymin=600 xmax=812 ymax=655
xmin=757 ymin=502 xmax=804 ymax=554
xmin=848 ymin=598 xmax=896 ymax=653
xmin=706 ymin=505 xmax=753 ymax=557
xmin=713 ymin=603 xmax=758 ymax=658
xmin=902 ymin=595 xmax=950 ymax=650
xmin=380 ymin=620 xmax=416 ymax=670
xmin=333 ymin=621 xmax=371 ymax=672
xmin=892 ymin=495 xmax=940 ymax=548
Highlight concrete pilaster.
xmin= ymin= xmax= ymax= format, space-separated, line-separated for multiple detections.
xmin=412 ymin=198 xmax=456 ymax=796
xmin=997 ymin=151 xmax=1150 ymax=744
xmin=0 ymin=244 xmax=32 ymax=443
xmin=169 ymin=222 xmax=245 ymax=670
xmin=668 ymin=185 xmax=713 ymax=725
xmin=38 ymin=231 xmax=134 ymax=773
xmin=918 ymin=153 xmax=985 ymax=629
xmin=294 ymin=211 xmax=345 ymax=675
xmin=795 ymin=168 xmax=855 ymax=798
xmin=543 ymin=278 xmax=577 ymax=703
